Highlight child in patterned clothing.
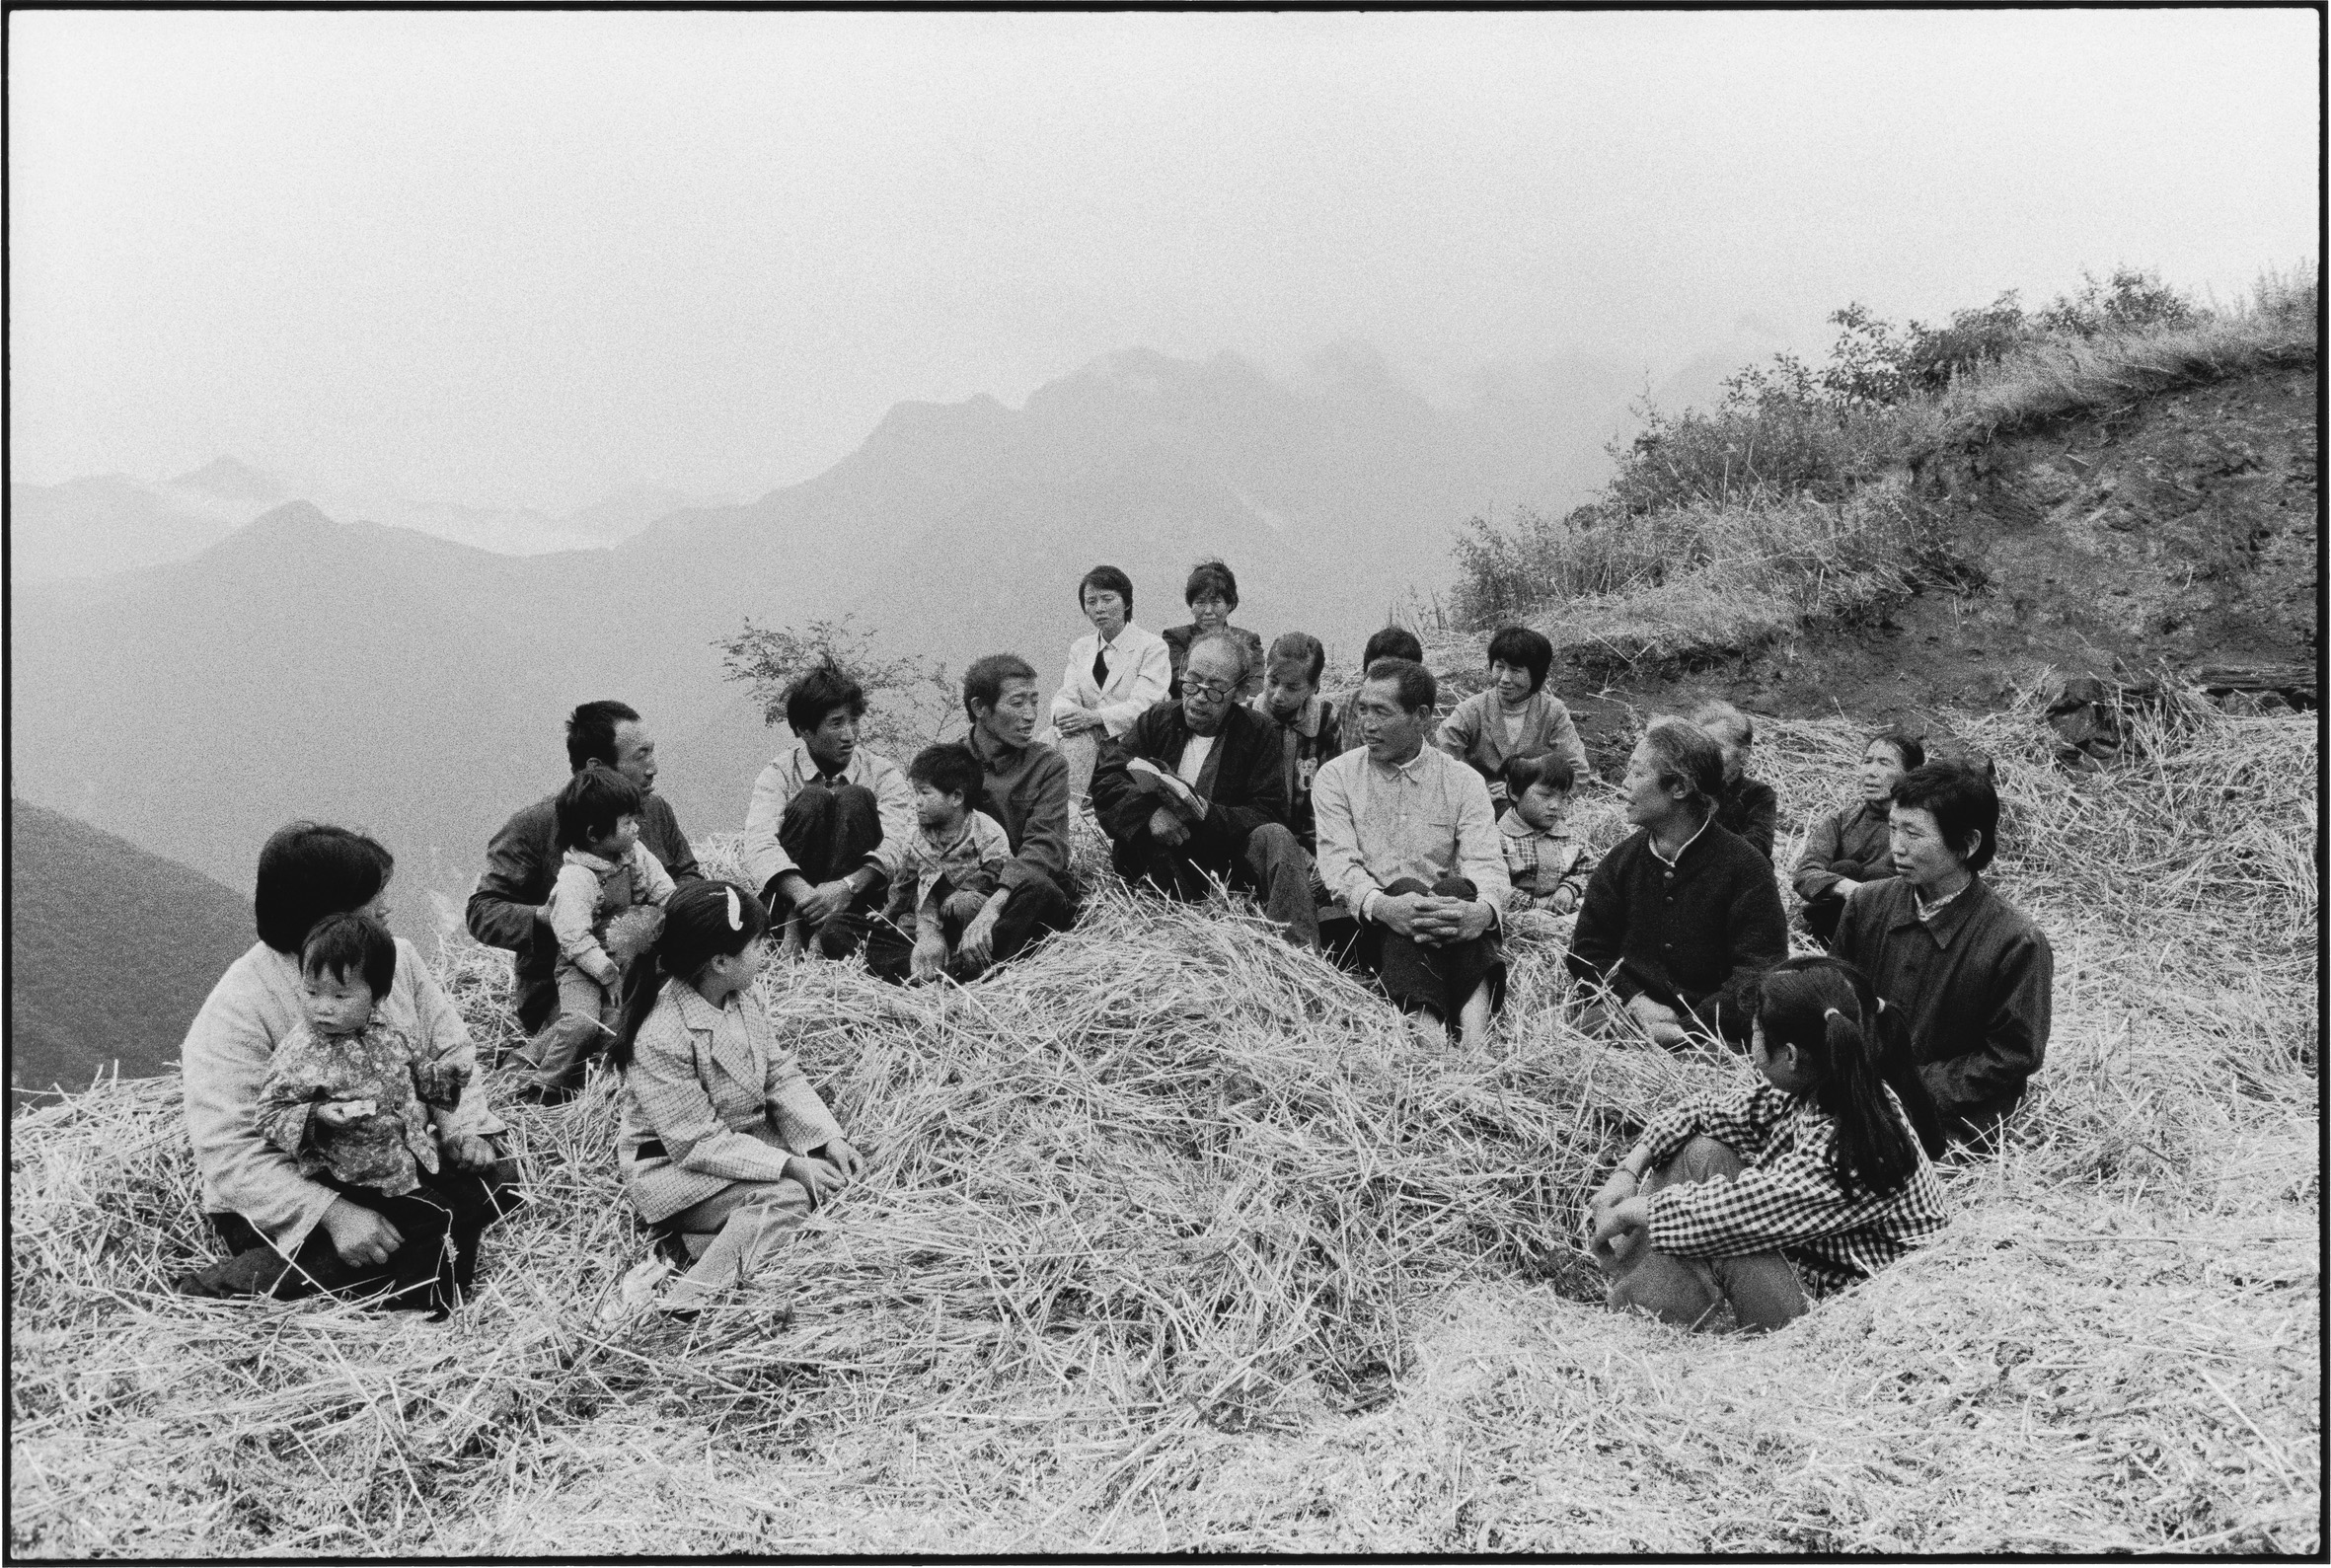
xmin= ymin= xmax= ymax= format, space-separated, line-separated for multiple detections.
xmin=256 ymin=912 xmax=499 ymax=1312
xmin=1495 ymin=752 xmax=1595 ymax=937
xmin=1585 ymin=955 xmax=1948 ymax=1331
xmin=887 ymin=743 xmax=1014 ymax=983
xmin=535 ymin=764 xmax=677 ymax=1099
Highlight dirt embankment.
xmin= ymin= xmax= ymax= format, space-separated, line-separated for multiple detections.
xmin=1496 ymin=364 xmax=2321 ymax=771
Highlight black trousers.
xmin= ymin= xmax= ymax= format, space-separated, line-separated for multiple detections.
xmin=761 ymin=783 xmax=888 ymax=957
xmin=1325 ymin=875 xmax=1507 ymax=1031
xmin=865 ymin=865 xmax=1076 ymax=982
xmin=179 ymin=1159 xmax=522 ymax=1315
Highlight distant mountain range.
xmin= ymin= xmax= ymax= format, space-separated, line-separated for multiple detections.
xmin=10 ymin=457 xmax=722 ymax=582
xmin=10 ymin=340 xmax=1719 ymax=943
xmin=10 ymin=800 xmax=257 ymax=1108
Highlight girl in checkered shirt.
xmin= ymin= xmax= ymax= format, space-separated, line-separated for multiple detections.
xmin=1585 ymin=956 xmax=1949 ymax=1331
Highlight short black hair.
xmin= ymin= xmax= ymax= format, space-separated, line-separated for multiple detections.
xmin=1501 ymin=751 xmax=1576 ymax=799
xmin=1486 ymin=625 xmax=1554 ymax=693
xmin=254 ymin=822 xmax=396 ymax=954
xmin=907 ymin=743 xmax=984 ymax=809
xmin=1362 ymin=626 xmax=1424 ymax=667
xmin=1871 ymin=726 xmax=1926 ymax=774
xmin=962 ymin=652 xmax=1039 ymax=722
xmin=1640 ymin=718 xmax=1726 ymax=819
xmin=565 ymin=700 xmax=641 ymax=774
xmin=786 ymin=662 xmax=867 ymax=736
xmin=1079 ymin=564 xmax=1135 ymax=614
xmin=1362 ymin=656 xmax=1436 ymax=714
xmin=555 ymin=764 xmax=645 ymax=852
xmin=300 ymin=911 xmax=397 ymax=1000
xmin=1889 ymin=761 xmax=2000 ymax=872
xmin=1265 ymin=631 xmax=1326 ymax=688
xmin=1184 ymin=559 xmax=1239 ymax=608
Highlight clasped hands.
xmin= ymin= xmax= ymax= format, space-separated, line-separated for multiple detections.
xmin=1373 ymin=890 xmax=1494 ymax=945
xmin=1584 ymin=1164 xmax=1654 ymax=1275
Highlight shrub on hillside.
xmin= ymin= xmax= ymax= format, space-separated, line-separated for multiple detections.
xmin=1451 ymin=265 xmax=2286 ymax=632
xmin=715 ymin=614 xmax=958 ymax=757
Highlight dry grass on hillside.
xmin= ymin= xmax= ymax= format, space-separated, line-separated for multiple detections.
xmin=1440 ymin=271 xmax=2320 ymax=671
xmin=10 ymin=697 xmax=2317 ymax=1554
xmin=1930 ymin=268 xmax=2320 ymax=450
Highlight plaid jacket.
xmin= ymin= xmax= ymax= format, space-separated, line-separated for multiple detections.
xmin=1495 ymin=808 xmax=1594 ymax=911
xmin=616 ymin=981 xmax=845 ymax=1223
xmin=1638 ymin=1079 xmax=1948 ymax=1297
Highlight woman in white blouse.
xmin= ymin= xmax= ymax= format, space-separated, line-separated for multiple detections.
xmin=1049 ymin=563 xmax=1170 ymax=799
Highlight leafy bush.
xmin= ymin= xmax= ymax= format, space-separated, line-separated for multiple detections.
xmin=1451 ymin=265 xmax=2258 ymax=632
xmin=714 ymin=615 xmax=959 ymax=758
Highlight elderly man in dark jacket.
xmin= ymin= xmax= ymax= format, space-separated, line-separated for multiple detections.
xmin=1090 ymin=633 xmax=1318 ymax=946
xmin=1834 ymin=760 xmax=2053 ymax=1143
xmin=1566 ymin=717 xmax=1787 ymax=1047
xmin=466 ymin=700 xmax=700 ymax=1100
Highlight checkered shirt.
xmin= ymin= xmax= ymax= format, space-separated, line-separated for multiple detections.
xmin=1638 ymin=1079 xmax=1948 ymax=1298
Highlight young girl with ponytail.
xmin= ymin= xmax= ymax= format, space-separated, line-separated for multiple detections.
xmin=605 ymin=879 xmax=865 ymax=1317
xmin=1586 ymin=955 xmax=1948 ymax=1331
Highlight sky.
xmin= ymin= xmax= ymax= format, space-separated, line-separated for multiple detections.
xmin=10 ymin=9 xmax=2319 ymax=513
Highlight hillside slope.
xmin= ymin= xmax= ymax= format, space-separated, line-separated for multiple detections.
xmin=1428 ymin=296 xmax=2319 ymax=762
xmin=8 ymin=801 xmax=255 ymax=1107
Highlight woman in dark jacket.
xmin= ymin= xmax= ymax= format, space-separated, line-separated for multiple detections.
xmin=1793 ymin=728 xmax=1923 ymax=945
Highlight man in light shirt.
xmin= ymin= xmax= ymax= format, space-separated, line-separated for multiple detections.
xmin=1050 ymin=563 xmax=1171 ymax=798
xmin=1090 ymin=634 xmax=1317 ymax=945
xmin=1313 ymin=657 xmax=1511 ymax=1043
xmin=740 ymin=664 xmax=917 ymax=958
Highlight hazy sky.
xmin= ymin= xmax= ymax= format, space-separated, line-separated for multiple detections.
xmin=11 ymin=9 xmax=2318 ymax=511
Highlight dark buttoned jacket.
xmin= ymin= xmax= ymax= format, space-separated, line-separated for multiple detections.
xmin=1565 ymin=818 xmax=1788 ymax=1042
xmin=1833 ymin=873 xmax=2054 ymax=1133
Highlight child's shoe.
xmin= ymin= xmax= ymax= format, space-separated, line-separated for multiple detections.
xmin=597 ymin=1255 xmax=676 ymax=1325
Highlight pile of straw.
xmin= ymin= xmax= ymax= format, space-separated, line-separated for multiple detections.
xmin=10 ymin=696 xmax=2315 ymax=1553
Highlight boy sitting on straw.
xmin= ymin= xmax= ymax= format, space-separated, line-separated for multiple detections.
xmin=877 ymin=742 xmax=1015 ymax=983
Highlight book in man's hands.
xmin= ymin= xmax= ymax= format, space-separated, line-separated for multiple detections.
xmin=1124 ymin=757 xmax=1205 ymax=818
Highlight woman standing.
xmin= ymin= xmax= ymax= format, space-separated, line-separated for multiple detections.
xmin=178 ymin=822 xmax=518 ymax=1309
xmin=608 ymin=880 xmax=865 ymax=1316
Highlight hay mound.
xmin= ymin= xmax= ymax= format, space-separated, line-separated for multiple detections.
xmin=10 ymin=697 xmax=2317 ymax=1553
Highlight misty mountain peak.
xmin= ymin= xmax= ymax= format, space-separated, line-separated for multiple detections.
xmin=169 ymin=455 xmax=289 ymax=502
xmin=234 ymin=498 xmax=341 ymax=545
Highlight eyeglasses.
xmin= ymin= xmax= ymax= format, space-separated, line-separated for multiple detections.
xmin=1184 ymin=677 xmax=1234 ymax=701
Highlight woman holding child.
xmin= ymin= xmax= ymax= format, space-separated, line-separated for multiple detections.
xmin=178 ymin=822 xmax=519 ymax=1312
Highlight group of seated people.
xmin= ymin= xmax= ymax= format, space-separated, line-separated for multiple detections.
xmin=174 ymin=555 xmax=2054 ymax=1334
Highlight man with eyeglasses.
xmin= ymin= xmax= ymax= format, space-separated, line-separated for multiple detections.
xmin=1090 ymin=633 xmax=1319 ymax=946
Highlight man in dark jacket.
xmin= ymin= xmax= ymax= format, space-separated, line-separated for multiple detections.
xmin=1090 ymin=633 xmax=1318 ymax=946
xmin=868 ymin=653 xmax=1078 ymax=980
xmin=1833 ymin=761 xmax=2054 ymax=1143
xmin=466 ymin=700 xmax=701 ymax=1099
xmin=1566 ymin=717 xmax=1787 ymax=1047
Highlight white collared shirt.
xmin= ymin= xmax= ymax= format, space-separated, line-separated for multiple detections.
xmin=1312 ymin=743 xmax=1512 ymax=925
xmin=1052 ymin=621 xmax=1171 ymax=738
